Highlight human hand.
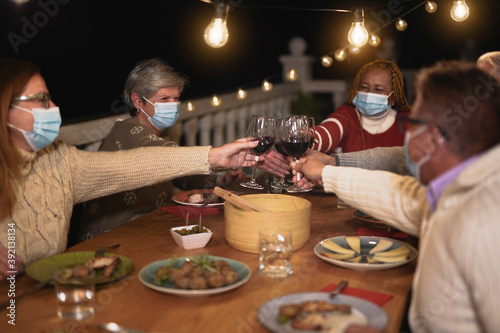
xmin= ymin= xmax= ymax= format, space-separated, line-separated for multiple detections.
xmin=0 ymin=246 xmax=22 ymax=281
xmin=208 ymin=138 xmax=260 ymax=169
xmin=257 ymin=149 xmax=290 ymax=177
xmin=304 ymin=149 xmax=337 ymax=166
xmin=223 ymin=168 xmax=246 ymax=187
xmin=289 ymin=155 xmax=326 ymax=189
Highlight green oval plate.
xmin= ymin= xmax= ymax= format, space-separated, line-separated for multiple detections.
xmin=25 ymin=251 xmax=133 ymax=285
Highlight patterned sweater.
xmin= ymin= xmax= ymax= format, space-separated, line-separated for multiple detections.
xmin=321 ymin=144 xmax=500 ymax=332
xmin=314 ymin=104 xmax=408 ymax=154
xmin=0 ymin=141 xmax=211 ymax=266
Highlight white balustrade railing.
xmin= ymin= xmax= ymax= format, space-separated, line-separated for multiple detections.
xmin=58 ymin=79 xmax=349 ymax=150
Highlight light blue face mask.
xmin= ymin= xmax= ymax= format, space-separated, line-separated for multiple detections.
xmin=8 ymin=105 xmax=62 ymax=151
xmin=141 ymin=97 xmax=180 ymax=131
xmin=352 ymin=91 xmax=393 ymax=117
xmin=404 ymin=125 xmax=431 ymax=183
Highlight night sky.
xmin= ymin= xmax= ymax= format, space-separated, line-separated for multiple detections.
xmin=1 ymin=0 xmax=499 ymax=123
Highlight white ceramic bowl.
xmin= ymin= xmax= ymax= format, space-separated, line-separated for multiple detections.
xmin=170 ymin=225 xmax=213 ymax=250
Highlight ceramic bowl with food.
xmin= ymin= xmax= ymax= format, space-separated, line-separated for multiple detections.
xmin=170 ymin=225 xmax=213 ymax=250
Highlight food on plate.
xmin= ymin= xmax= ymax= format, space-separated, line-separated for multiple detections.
xmin=175 ymin=225 xmax=210 ymax=235
xmin=320 ymin=237 xmax=411 ymax=264
xmin=188 ymin=192 xmax=220 ymax=204
xmin=368 ymin=239 xmax=394 ymax=254
xmin=321 ymin=239 xmax=355 ymax=255
xmin=85 ymin=256 xmax=122 ymax=277
xmin=345 ymin=236 xmax=360 ymax=253
xmin=154 ymin=254 xmax=239 ymax=290
xmin=277 ymin=300 xmax=366 ymax=331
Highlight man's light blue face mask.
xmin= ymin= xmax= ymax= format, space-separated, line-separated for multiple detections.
xmin=141 ymin=97 xmax=180 ymax=131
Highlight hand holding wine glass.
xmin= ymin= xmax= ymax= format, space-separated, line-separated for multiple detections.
xmin=240 ymin=115 xmax=276 ymax=190
xmin=270 ymin=117 xmax=291 ymax=191
xmin=284 ymin=115 xmax=313 ymax=193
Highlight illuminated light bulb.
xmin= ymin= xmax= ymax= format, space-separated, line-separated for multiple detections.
xmin=186 ymin=101 xmax=195 ymax=112
xmin=395 ymin=18 xmax=408 ymax=31
xmin=425 ymin=1 xmax=438 ymax=13
xmin=450 ymin=1 xmax=469 ymax=22
xmin=321 ymin=55 xmax=333 ymax=67
xmin=211 ymin=95 xmax=221 ymax=107
xmin=348 ymin=9 xmax=369 ymax=48
xmin=368 ymin=34 xmax=381 ymax=47
xmin=11 ymin=0 xmax=30 ymax=3
xmin=204 ymin=2 xmax=230 ymax=48
xmin=287 ymin=69 xmax=297 ymax=81
xmin=262 ymin=80 xmax=273 ymax=92
xmin=237 ymin=88 xmax=247 ymax=100
xmin=334 ymin=49 xmax=347 ymax=62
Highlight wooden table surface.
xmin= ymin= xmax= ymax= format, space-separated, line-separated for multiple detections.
xmin=0 ymin=186 xmax=417 ymax=333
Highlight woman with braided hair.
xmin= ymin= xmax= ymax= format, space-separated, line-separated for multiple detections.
xmin=314 ymin=59 xmax=411 ymax=154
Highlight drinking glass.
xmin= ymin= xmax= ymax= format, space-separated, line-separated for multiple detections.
xmin=270 ymin=117 xmax=291 ymax=191
xmin=54 ymin=268 xmax=95 ymax=321
xmin=284 ymin=115 xmax=312 ymax=193
xmin=259 ymin=227 xmax=293 ymax=278
xmin=240 ymin=115 xmax=276 ymax=190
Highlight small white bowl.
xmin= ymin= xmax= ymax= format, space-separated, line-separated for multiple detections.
xmin=170 ymin=225 xmax=213 ymax=250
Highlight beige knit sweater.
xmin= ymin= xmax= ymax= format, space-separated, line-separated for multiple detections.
xmin=1 ymin=141 xmax=211 ymax=266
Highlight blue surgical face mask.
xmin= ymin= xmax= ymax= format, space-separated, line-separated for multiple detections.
xmin=352 ymin=91 xmax=393 ymax=117
xmin=141 ymin=97 xmax=180 ymax=131
xmin=8 ymin=105 xmax=62 ymax=151
xmin=404 ymin=125 xmax=431 ymax=184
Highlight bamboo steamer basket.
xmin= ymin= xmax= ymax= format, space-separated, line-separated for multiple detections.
xmin=224 ymin=194 xmax=311 ymax=253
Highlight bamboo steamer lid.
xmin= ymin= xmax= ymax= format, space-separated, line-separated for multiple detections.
xmin=224 ymin=194 xmax=311 ymax=253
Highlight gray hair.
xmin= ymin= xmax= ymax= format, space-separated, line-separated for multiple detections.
xmin=124 ymin=58 xmax=188 ymax=115
xmin=477 ymin=51 xmax=500 ymax=81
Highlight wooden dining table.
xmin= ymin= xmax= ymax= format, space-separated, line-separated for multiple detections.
xmin=0 ymin=185 xmax=417 ymax=333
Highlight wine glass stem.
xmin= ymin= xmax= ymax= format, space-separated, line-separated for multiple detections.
xmin=251 ymin=155 xmax=259 ymax=181
xmin=295 ymin=158 xmax=301 ymax=182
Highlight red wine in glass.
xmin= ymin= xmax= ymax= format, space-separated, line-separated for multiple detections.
xmin=274 ymin=141 xmax=289 ymax=156
xmin=283 ymin=138 xmax=309 ymax=159
xmin=252 ymin=136 xmax=274 ymax=154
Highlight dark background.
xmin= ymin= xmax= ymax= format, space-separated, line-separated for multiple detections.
xmin=1 ymin=0 xmax=498 ymax=124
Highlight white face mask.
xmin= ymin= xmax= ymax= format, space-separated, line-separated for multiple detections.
xmin=141 ymin=97 xmax=180 ymax=131
xmin=7 ymin=105 xmax=62 ymax=151
xmin=353 ymin=91 xmax=393 ymax=117
xmin=404 ymin=125 xmax=431 ymax=183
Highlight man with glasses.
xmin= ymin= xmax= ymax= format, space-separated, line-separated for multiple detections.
xmin=291 ymin=60 xmax=500 ymax=332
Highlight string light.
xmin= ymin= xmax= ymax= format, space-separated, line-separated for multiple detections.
xmin=425 ymin=1 xmax=437 ymax=13
xmin=321 ymin=55 xmax=333 ymax=67
xmin=368 ymin=34 xmax=381 ymax=47
xmin=395 ymin=18 xmax=408 ymax=31
xmin=211 ymin=95 xmax=221 ymax=106
xmin=262 ymin=79 xmax=273 ymax=92
xmin=347 ymin=8 xmax=369 ymax=48
xmin=287 ymin=69 xmax=297 ymax=81
xmin=186 ymin=100 xmax=195 ymax=112
xmin=204 ymin=1 xmax=230 ymax=48
xmin=237 ymin=88 xmax=247 ymax=100
xmin=450 ymin=1 xmax=469 ymax=22
xmin=334 ymin=49 xmax=347 ymax=62
xmin=350 ymin=46 xmax=361 ymax=55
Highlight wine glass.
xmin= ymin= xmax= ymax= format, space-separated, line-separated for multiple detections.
xmin=270 ymin=117 xmax=291 ymax=191
xmin=284 ymin=115 xmax=312 ymax=193
xmin=240 ymin=115 xmax=276 ymax=190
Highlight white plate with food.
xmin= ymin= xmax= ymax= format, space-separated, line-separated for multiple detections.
xmin=258 ymin=292 xmax=388 ymax=332
xmin=172 ymin=189 xmax=224 ymax=207
xmin=139 ymin=254 xmax=251 ymax=297
xmin=314 ymin=236 xmax=418 ymax=272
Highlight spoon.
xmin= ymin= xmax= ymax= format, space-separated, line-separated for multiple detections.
xmin=329 ymin=280 xmax=348 ymax=299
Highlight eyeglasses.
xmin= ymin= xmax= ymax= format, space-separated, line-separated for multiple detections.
xmin=13 ymin=92 xmax=52 ymax=109
xmin=397 ymin=115 xmax=450 ymax=141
